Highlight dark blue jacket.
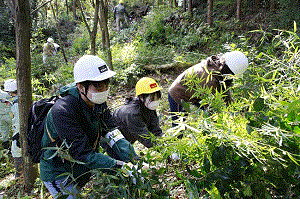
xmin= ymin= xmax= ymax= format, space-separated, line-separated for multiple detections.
xmin=113 ymin=98 xmax=163 ymax=148
xmin=40 ymin=84 xmax=119 ymax=187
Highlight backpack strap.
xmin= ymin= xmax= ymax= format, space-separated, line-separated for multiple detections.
xmin=45 ymin=123 xmax=56 ymax=143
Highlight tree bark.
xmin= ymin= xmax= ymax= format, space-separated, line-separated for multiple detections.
xmin=78 ymin=0 xmax=100 ymax=55
xmin=14 ymin=0 xmax=38 ymax=193
xmin=188 ymin=0 xmax=192 ymax=16
xmin=236 ymin=0 xmax=241 ymax=20
xmin=183 ymin=0 xmax=186 ymax=11
xmin=66 ymin=0 xmax=69 ymax=16
xmin=72 ymin=0 xmax=77 ymax=20
xmin=90 ymin=0 xmax=100 ymax=55
xmin=99 ymin=0 xmax=113 ymax=69
xmin=207 ymin=0 xmax=213 ymax=25
xmin=51 ymin=3 xmax=68 ymax=63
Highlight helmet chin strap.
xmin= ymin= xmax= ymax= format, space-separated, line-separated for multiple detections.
xmin=79 ymin=87 xmax=93 ymax=104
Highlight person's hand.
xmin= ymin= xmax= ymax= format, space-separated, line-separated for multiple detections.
xmin=170 ymin=152 xmax=180 ymax=161
xmin=113 ymin=139 xmax=138 ymax=163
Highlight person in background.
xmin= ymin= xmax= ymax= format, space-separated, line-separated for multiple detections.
xmin=40 ymin=55 xmax=138 ymax=198
xmin=0 ymin=84 xmax=12 ymax=151
xmin=113 ymin=77 xmax=164 ymax=149
xmin=3 ymin=79 xmax=23 ymax=178
xmin=114 ymin=0 xmax=130 ymax=32
xmin=43 ymin=37 xmax=60 ymax=63
xmin=168 ymin=51 xmax=249 ymax=127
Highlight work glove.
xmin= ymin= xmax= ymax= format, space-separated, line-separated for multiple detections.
xmin=105 ymin=129 xmax=139 ymax=163
xmin=113 ymin=139 xmax=138 ymax=163
xmin=170 ymin=152 xmax=180 ymax=161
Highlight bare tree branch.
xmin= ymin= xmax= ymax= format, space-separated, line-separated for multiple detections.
xmin=78 ymin=0 xmax=92 ymax=36
xmin=31 ymin=0 xmax=53 ymax=15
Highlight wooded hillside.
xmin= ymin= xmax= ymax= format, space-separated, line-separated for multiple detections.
xmin=0 ymin=0 xmax=300 ymax=198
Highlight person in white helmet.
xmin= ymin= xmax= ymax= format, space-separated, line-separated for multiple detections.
xmin=168 ymin=51 xmax=248 ymax=127
xmin=113 ymin=77 xmax=164 ymax=149
xmin=40 ymin=55 xmax=138 ymax=198
xmin=0 ymin=83 xmax=13 ymax=151
xmin=43 ymin=37 xmax=60 ymax=63
xmin=3 ymin=79 xmax=23 ymax=178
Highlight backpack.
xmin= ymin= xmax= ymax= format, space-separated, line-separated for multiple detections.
xmin=27 ymin=96 xmax=60 ymax=163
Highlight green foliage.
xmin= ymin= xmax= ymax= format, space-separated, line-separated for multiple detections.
xmin=158 ymin=26 xmax=300 ymax=198
xmin=0 ymin=3 xmax=15 ymax=63
xmin=113 ymin=63 xmax=145 ymax=90
xmin=0 ymin=58 xmax=16 ymax=83
xmin=141 ymin=6 xmax=172 ymax=46
xmin=135 ymin=42 xmax=175 ymax=66
xmin=71 ymin=32 xmax=90 ymax=55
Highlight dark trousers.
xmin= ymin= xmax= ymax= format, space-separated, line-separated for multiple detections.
xmin=168 ymin=93 xmax=185 ymax=128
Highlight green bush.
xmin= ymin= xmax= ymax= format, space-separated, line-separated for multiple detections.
xmin=141 ymin=7 xmax=173 ymax=45
xmin=71 ymin=31 xmax=90 ymax=55
xmin=159 ymin=26 xmax=300 ymax=198
xmin=0 ymin=57 xmax=16 ymax=83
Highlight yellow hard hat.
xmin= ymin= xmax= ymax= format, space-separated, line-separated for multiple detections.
xmin=135 ymin=77 xmax=162 ymax=96
xmin=119 ymin=0 xmax=124 ymax=4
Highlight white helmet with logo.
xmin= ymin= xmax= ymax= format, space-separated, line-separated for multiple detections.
xmin=222 ymin=51 xmax=248 ymax=78
xmin=4 ymin=79 xmax=17 ymax=92
xmin=47 ymin=37 xmax=54 ymax=43
xmin=73 ymin=55 xmax=116 ymax=83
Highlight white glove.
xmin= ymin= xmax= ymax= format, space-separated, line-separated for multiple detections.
xmin=170 ymin=152 xmax=180 ymax=161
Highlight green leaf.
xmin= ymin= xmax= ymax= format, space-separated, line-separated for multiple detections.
xmin=294 ymin=21 xmax=297 ymax=33
xmin=286 ymin=152 xmax=300 ymax=166
xmin=253 ymin=97 xmax=265 ymax=112
xmin=181 ymin=100 xmax=191 ymax=113
xmin=243 ymin=185 xmax=253 ymax=197
xmin=294 ymin=126 xmax=300 ymax=134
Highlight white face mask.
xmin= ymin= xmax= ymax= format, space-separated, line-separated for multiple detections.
xmin=144 ymin=96 xmax=159 ymax=110
xmin=88 ymin=89 xmax=109 ymax=104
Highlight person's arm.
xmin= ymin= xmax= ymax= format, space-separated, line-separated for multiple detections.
xmin=99 ymin=104 xmax=138 ymax=162
xmin=48 ymin=104 xmax=118 ymax=170
xmin=122 ymin=110 xmax=157 ymax=148
xmin=145 ymin=110 xmax=163 ymax=137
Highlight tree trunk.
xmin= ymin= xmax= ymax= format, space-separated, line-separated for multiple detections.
xmin=269 ymin=0 xmax=275 ymax=10
xmin=72 ymin=0 xmax=77 ymax=20
xmin=51 ymin=3 xmax=68 ymax=63
xmin=14 ymin=0 xmax=38 ymax=193
xmin=183 ymin=0 xmax=186 ymax=11
xmin=78 ymin=0 xmax=100 ymax=55
xmin=99 ymin=0 xmax=112 ymax=69
xmin=188 ymin=0 xmax=192 ymax=16
xmin=236 ymin=0 xmax=241 ymax=20
xmin=66 ymin=0 xmax=69 ymax=16
xmin=207 ymin=0 xmax=213 ymax=25
xmin=90 ymin=0 xmax=100 ymax=55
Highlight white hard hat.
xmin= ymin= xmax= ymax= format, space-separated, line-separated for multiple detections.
xmin=4 ymin=79 xmax=17 ymax=92
xmin=47 ymin=38 xmax=54 ymax=43
xmin=73 ymin=55 xmax=116 ymax=83
xmin=222 ymin=51 xmax=248 ymax=78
